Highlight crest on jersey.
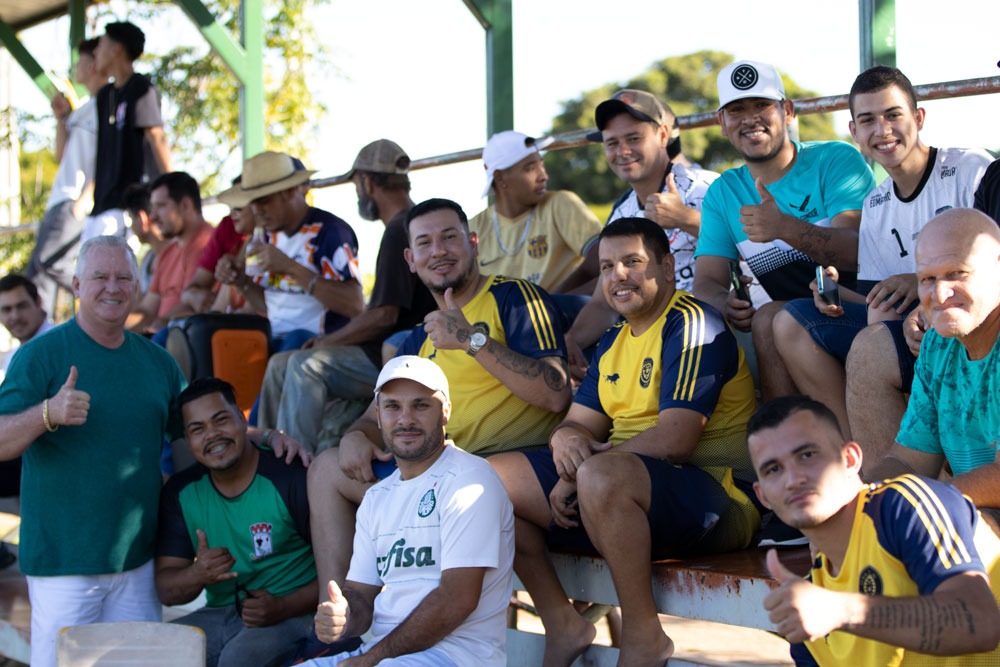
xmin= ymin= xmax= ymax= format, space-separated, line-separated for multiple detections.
xmin=418 ymin=489 xmax=436 ymax=517
xmin=639 ymin=358 xmax=653 ymax=388
xmin=858 ymin=565 xmax=883 ymax=596
xmin=250 ymin=522 xmax=273 ymax=560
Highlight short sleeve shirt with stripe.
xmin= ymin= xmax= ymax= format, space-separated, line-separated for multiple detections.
xmin=695 ymin=141 xmax=875 ymax=299
xmin=793 ymin=474 xmax=1000 ymax=666
xmin=398 ymin=275 xmax=566 ymax=454
xmin=575 ymin=289 xmax=757 ymax=483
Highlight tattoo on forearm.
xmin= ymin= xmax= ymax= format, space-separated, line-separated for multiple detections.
xmin=861 ymin=597 xmax=975 ymax=653
xmin=798 ymin=226 xmax=837 ymax=264
xmin=490 ymin=344 xmax=567 ymax=391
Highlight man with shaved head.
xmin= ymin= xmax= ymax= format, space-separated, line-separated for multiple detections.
xmin=868 ymin=208 xmax=1000 ymax=530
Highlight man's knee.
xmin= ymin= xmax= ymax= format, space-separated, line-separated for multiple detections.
xmin=847 ymin=323 xmax=900 ymax=390
xmin=772 ymin=309 xmax=807 ymax=353
xmin=264 ymin=349 xmax=295 ymax=384
xmin=577 ymin=453 xmax=647 ymax=506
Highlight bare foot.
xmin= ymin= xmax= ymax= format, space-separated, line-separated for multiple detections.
xmin=542 ymin=607 xmax=597 ymax=667
xmin=617 ymin=630 xmax=674 ymax=666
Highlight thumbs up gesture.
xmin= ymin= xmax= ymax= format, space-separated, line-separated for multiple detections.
xmin=739 ymin=178 xmax=786 ymax=243
xmin=763 ymin=548 xmax=846 ymax=643
xmin=46 ymin=366 xmax=91 ymax=428
xmin=315 ymin=579 xmax=351 ymax=644
xmin=644 ymin=173 xmax=689 ymax=231
xmin=423 ymin=287 xmax=475 ymax=352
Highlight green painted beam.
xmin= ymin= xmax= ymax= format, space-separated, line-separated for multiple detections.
xmin=239 ymin=0 xmax=264 ymax=156
xmin=858 ymin=0 xmax=896 ymax=70
xmin=68 ymin=0 xmax=87 ymax=97
xmin=171 ymin=0 xmax=264 ymax=158
xmin=173 ymin=0 xmax=248 ymax=82
xmin=464 ymin=0 xmax=514 ymax=137
xmin=0 ymin=17 xmax=60 ymax=101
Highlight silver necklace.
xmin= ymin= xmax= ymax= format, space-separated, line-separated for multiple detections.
xmin=492 ymin=206 xmax=534 ymax=256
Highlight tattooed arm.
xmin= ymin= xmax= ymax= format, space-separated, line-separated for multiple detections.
xmin=766 ymin=554 xmax=1000 ymax=655
xmin=739 ymin=178 xmax=861 ymax=269
xmin=422 ymin=290 xmax=571 ymax=413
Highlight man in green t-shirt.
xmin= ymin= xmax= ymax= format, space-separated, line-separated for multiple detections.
xmin=156 ymin=377 xmax=318 ymax=667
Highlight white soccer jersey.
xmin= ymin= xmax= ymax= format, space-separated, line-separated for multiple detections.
xmin=857 ymin=147 xmax=993 ymax=290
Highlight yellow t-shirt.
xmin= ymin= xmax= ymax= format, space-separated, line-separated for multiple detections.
xmin=470 ymin=190 xmax=602 ymax=291
xmin=398 ymin=275 xmax=566 ymax=454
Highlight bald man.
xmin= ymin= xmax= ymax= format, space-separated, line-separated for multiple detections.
xmin=868 ymin=209 xmax=1000 ymax=529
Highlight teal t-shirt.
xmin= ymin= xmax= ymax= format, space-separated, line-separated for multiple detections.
xmin=0 ymin=319 xmax=185 ymax=576
xmin=897 ymin=330 xmax=1000 ymax=476
xmin=157 ymin=448 xmax=316 ymax=608
xmin=695 ymin=140 xmax=875 ymax=300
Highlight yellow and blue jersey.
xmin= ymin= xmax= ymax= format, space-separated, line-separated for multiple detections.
xmin=794 ymin=474 xmax=1000 ymax=666
xmin=398 ymin=275 xmax=566 ymax=454
xmin=575 ymin=289 xmax=757 ymax=484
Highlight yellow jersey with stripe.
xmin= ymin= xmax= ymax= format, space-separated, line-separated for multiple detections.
xmin=398 ymin=275 xmax=566 ymax=454
xmin=575 ymin=289 xmax=757 ymax=484
xmin=794 ymin=474 xmax=1000 ymax=667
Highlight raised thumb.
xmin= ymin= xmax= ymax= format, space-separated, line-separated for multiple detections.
xmin=755 ymin=177 xmax=773 ymax=203
xmin=443 ymin=287 xmax=458 ymax=311
xmin=766 ymin=548 xmax=797 ymax=584
xmin=327 ymin=579 xmax=345 ymax=604
xmin=666 ymin=172 xmax=679 ymax=193
xmin=63 ymin=365 xmax=78 ymax=389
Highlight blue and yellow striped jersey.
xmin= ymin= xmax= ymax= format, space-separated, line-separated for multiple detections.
xmin=794 ymin=474 xmax=1000 ymax=666
xmin=575 ymin=289 xmax=757 ymax=483
xmin=398 ymin=275 xmax=566 ymax=454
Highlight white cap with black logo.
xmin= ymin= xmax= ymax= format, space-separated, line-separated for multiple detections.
xmin=717 ymin=60 xmax=786 ymax=111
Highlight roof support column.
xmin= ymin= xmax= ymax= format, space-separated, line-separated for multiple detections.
xmin=464 ymin=0 xmax=514 ymax=137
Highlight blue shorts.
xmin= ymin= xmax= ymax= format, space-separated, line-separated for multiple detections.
xmin=523 ymin=449 xmax=737 ymax=558
xmin=782 ymin=299 xmax=869 ymax=363
xmin=880 ymin=319 xmax=915 ymax=393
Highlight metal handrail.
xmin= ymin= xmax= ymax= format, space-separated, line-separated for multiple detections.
xmin=4 ymin=74 xmax=998 ymax=237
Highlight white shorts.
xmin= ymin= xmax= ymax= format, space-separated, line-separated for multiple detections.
xmin=27 ymin=559 xmax=161 ymax=667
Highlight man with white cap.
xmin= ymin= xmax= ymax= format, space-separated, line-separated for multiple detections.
xmin=256 ymin=140 xmax=436 ymax=454
xmin=692 ymin=59 xmax=875 ymax=401
xmin=217 ymin=151 xmax=363 ymax=349
xmin=469 ymin=131 xmax=602 ymax=299
xmin=565 ymin=89 xmax=722 ymax=379
xmin=306 ymin=355 xmax=514 ymax=667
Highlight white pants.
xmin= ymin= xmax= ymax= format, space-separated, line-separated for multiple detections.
xmin=27 ymin=559 xmax=161 ymax=667
xmin=303 ymin=646 xmax=458 ymax=666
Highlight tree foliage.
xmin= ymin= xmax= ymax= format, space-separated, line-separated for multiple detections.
xmin=544 ymin=51 xmax=840 ymax=206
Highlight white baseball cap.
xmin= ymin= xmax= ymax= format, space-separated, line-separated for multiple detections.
xmin=375 ymin=355 xmax=450 ymax=403
xmin=717 ymin=60 xmax=786 ymax=111
xmin=481 ymin=131 xmax=553 ymax=198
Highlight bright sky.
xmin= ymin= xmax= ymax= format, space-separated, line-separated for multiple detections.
xmin=13 ymin=0 xmax=1000 ymax=275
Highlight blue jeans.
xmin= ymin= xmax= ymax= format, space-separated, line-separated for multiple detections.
xmin=171 ymin=605 xmax=312 ymax=667
xmin=257 ymin=344 xmax=378 ymax=454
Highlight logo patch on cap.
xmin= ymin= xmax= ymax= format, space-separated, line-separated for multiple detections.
xmin=731 ymin=64 xmax=759 ymax=91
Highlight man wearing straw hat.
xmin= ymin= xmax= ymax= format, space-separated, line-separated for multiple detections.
xmin=217 ymin=151 xmax=363 ymax=349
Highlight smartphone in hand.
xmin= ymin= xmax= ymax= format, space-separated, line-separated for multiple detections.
xmin=729 ymin=261 xmax=752 ymax=304
xmin=816 ymin=266 xmax=841 ymax=307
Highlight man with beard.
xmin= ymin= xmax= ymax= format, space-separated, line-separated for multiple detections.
xmin=156 ymin=377 xmax=318 ymax=667
xmin=306 ymin=197 xmax=570 ymax=600
xmin=748 ymin=395 xmax=1000 ymax=666
xmin=868 ymin=210 xmax=1000 ymax=531
xmin=306 ymin=356 xmax=514 ymax=667
xmin=127 ymin=171 xmax=214 ymax=335
xmin=256 ymin=140 xmax=435 ymax=453
xmin=692 ymin=59 xmax=875 ymax=401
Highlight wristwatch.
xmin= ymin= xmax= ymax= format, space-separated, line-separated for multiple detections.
xmin=467 ymin=331 xmax=488 ymax=357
